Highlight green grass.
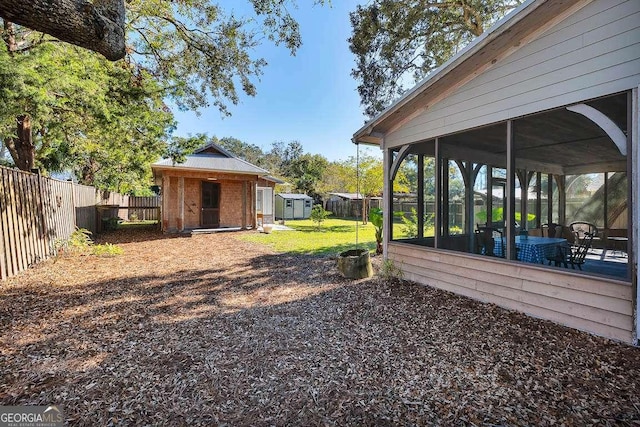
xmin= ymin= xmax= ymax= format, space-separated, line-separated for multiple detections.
xmin=239 ymin=218 xmax=377 ymax=256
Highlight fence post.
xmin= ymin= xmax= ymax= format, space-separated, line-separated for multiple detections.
xmin=0 ymin=169 xmax=6 ymax=280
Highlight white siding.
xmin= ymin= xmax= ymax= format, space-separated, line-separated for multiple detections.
xmin=386 ymin=0 xmax=640 ymax=148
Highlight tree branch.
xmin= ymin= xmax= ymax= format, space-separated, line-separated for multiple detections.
xmin=0 ymin=0 xmax=125 ymax=60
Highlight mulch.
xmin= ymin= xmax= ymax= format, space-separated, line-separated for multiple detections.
xmin=1 ymin=225 xmax=639 ymax=426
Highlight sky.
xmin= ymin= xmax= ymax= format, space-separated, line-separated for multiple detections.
xmin=171 ymin=0 xmax=376 ymax=162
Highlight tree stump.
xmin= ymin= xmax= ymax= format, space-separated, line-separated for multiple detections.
xmin=337 ymin=249 xmax=373 ymax=279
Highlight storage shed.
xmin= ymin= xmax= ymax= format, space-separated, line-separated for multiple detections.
xmin=152 ymin=142 xmax=275 ymax=232
xmin=275 ymin=193 xmax=313 ymax=220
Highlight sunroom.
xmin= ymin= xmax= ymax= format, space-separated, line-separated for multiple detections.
xmin=353 ymin=0 xmax=639 ymax=344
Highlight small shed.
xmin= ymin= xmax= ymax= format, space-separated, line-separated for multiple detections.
xmin=151 ymin=142 xmax=275 ymax=232
xmin=275 ymin=193 xmax=313 ymax=220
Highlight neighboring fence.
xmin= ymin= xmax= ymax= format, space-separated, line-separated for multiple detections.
xmin=0 ymin=166 xmax=159 ymax=280
xmin=326 ymin=197 xmax=382 ymax=219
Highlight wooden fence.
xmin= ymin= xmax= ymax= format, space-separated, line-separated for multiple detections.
xmin=0 ymin=166 xmax=159 ymax=280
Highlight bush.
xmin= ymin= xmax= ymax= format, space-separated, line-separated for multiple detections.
xmin=398 ymin=208 xmax=434 ymax=239
xmin=310 ymin=204 xmax=331 ymax=228
xmin=102 ymin=217 xmax=122 ymax=231
xmin=378 ymin=259 xmax=404 ymax=282
xmin=55 ymin=227 xmax=93 ymax=255
xmin=92 ymin=243 xmax=124 ymax=257
xmin=54 ymin=227 xmax=123 ymax=258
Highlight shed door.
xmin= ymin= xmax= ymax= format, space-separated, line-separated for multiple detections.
xmin=293 ymin=199 xmax=304 ymax=219
xmin=202 ymin=182 xmax=220 ymax=227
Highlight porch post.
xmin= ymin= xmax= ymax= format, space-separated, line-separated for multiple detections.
xmin=434 ymin=138 xmax=441 ymax=248
xmin=535 ymin=172 xmax=542 ymax=229
xmin=506 ymin=120 xmax=516 ymax=260
xmin=487 ymin=166 xmax=493 ymax=227
xmin=546 ymin=174 xmax=553 ymax=225
xmin=242 ymin=180 xmax=247 ymax=229
xmin=466 ymin=162 xmax=475 ymax=252
xmin=558 ymin=175 xmax=566 ymax=225
xmin=383 ymin=147 xmax=392 ymax=256
xmin=162 ymin=174 xmax=170 ymax=232
xmin=417 ymin=154 xmax=424 ymax=239
xmin=519 ymin=171 xmax=533 ymax=231
xmin=630 ymin=86 xmax=639 ymax=345
xmin=177 ymin=176 xmax=184 ymax=232
xmin=442 ymin=157 xmax=450 ymax=238
xmin=251 ymin=180 xmax=257 ymax=229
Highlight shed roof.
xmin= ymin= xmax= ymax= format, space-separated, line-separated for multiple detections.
xmin=276 ymin=193 xmax=313 ymax=200
xmin=152 ymin=142 xmax=269 ymax=175
xmin=329 ymin=193 xmax=364 ymax=200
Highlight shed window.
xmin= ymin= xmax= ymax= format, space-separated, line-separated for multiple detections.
xmin=285 ymin=200 xmax=292 ymax=208
xmin=304 ymin=200 xmax=312 ymax=208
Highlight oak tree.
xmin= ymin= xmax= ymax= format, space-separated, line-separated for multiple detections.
xmin=349 ymin=0 xmax=521 ymax=117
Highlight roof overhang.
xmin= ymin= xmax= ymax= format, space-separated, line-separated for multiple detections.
xmin=151 ymin=164 xmax=267 ymax=177
xmin=352 ymin=0 xmax=593 ymax=146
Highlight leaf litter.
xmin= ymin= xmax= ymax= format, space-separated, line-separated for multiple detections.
xmin=1 ymin=225 xmax=639 ymax=425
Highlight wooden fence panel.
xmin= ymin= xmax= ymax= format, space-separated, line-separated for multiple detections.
xmin=129 ymin=196 xmax=160 ymax=221
xmin=0 ymin=168 xmax=52 ymax=278
xmin=0 ymin=165 xmax=160 ymax=280
xmin=0 ymin=169 xmax=8 ymax=280
xmin=74 ymin=184 xmax=99 ymax=234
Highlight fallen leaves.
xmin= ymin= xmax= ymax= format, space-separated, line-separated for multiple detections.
xmin=0 ymin=225 xmax=639 ymax=425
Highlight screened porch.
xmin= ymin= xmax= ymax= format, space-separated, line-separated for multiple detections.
xmin=388 ymin=92 xmax=632 ymax=282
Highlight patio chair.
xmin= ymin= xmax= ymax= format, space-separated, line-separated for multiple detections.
xmin=475 ymin=226 xmax=504 ymax=258
xmin=527 ymin=228 xmax=542 ymax=237
xmin=546 ymin=231 xmax=594 ymax=270
xmin=569 ymin=221 xmax=601 ymax=250
xmin=541 ymin=223 xmax=563 ymax=238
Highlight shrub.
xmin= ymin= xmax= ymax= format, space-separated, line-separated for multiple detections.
xmin=379 ymin=258 xmax=404 ymax=282
xmin=92 ymin=243 xmax=124 ymax=257
xmin=310 ymin=204 xmax=331 ymax=228
xmin=398 ymin=208 xmax=435 ymax=239
xmin=54 ymin=227 xmax=123 ymax=257
xmin=369 ymin=208 xmax=383 ymax=254
xmin=55 ymin=227 xmax=93 ymax=255
xmin=102 ymin=217 xmax=122 ymax=231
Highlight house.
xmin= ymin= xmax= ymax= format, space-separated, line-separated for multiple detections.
xmin=353 ymin=0 xmax=639 ymax=344
xmin=275 ymin=193 xmax=313 ymax=220
xmin=325 ymin=193 xmax=382 ymax=218
xmin=152 ymin=143 xmax=276 ymax=232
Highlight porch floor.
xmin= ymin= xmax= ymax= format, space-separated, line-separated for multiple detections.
xmin=580 ymin=248 xmax=629 ymax=280
xmin=189 ymin=226 xmax=249 ymax=235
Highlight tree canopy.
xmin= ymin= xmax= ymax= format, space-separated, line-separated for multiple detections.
xmin=349 ymin=0 xmax=521 ymax=118
xmin=0 ymin=41 xmax=175 ymax=192
xmin=0 ymin=0 xmax=327 ymax=193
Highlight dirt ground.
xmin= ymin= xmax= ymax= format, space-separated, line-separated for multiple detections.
xmin=1 ymin=225 xmax=639 ymax=426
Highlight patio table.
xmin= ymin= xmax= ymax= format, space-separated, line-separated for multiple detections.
xmin=494 ymin=236 xmax=567 ymax=264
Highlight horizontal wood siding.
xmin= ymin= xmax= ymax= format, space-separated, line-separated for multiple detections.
xmin=388 ymin=242 xmax=633 ymax=343
xmin=386 ymin=0 xmax=640 ymax=148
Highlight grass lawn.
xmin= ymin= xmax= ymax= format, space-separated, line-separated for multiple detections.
xmin=239 ymin=218 xmax=377 ymax=255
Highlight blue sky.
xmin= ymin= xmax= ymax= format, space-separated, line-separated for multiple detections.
xmin=171 ymin=1 xmax=375 ymax=162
